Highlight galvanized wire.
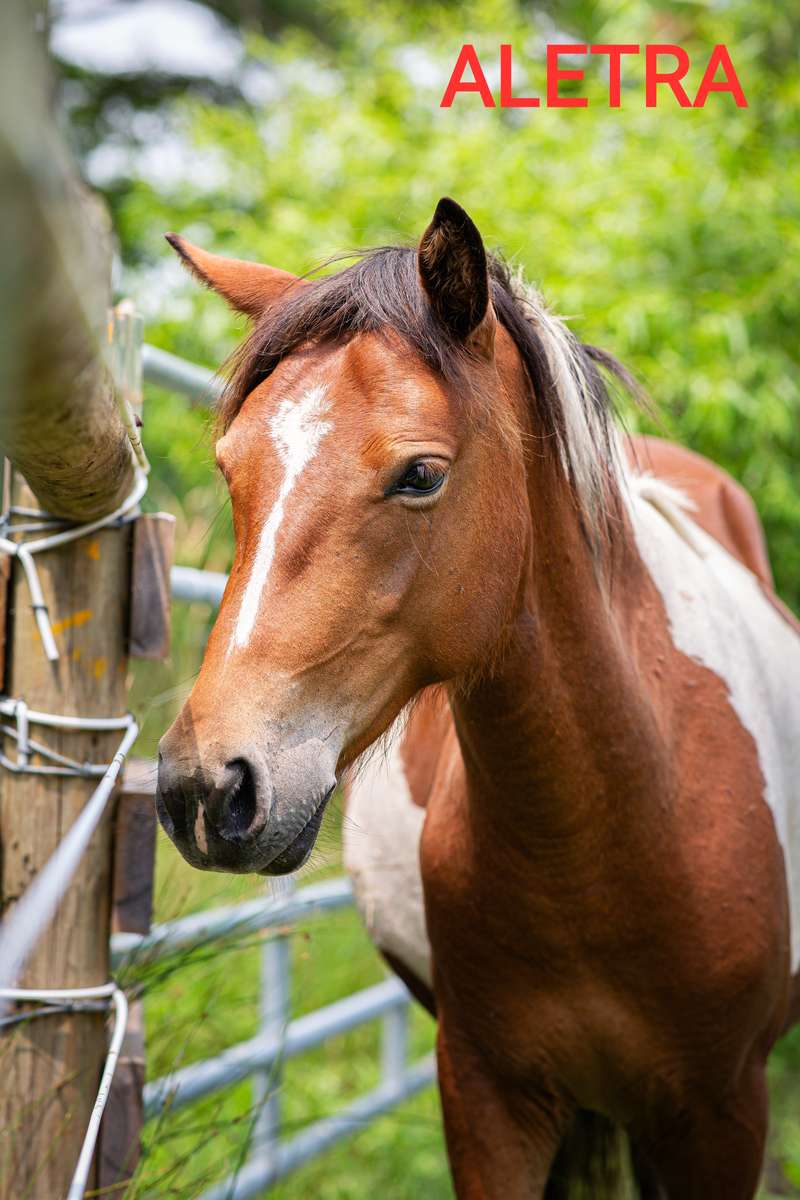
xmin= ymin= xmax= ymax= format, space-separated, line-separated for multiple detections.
xmin=0 ymin=984 xmax=129 ymax=1200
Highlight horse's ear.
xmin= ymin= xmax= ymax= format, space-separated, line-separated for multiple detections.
xmin=165 ymin=234 xmax=305 ymax=320
xmin=417 ymin=198 xmax=495 ymax=358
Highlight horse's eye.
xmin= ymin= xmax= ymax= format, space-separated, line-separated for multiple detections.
xmin=390 ymin=461 xmax=447 ymax=497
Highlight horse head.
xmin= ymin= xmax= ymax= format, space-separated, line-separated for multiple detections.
xmin=156 ymin=200 xmax=530 ymax=873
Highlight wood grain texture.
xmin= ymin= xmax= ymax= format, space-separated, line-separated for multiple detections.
xmin=111 ymin=761 xmax=158 ymax=937
xmin=0 ymin=478 xmax=132 ymax=1199
xmin=97 ymin=764 xmax=157 ymax=1192
xmin=0 ymin=463 xmax=9 ymax=686
xmin=97 ymin=1012 xmax=145 ymax=1191
xmin=129 ymin=514 xmax=175 ymax=660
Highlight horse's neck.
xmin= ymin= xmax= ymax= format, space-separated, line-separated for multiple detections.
xmin=449 ymin=462 xmax=674 ymax=864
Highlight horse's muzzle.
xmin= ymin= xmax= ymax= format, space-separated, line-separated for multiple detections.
xmin=156 ymin=731 xmax=337 ymax=875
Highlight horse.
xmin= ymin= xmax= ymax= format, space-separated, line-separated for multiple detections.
xmin=156 ymin=198 xmax=800 ymax=1198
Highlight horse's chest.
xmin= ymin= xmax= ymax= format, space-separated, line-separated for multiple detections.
xmin=345 ymin=723 xmax=789 ymax=1115
xmin=421 ymin=767 xmax=790 ymax=1087
xmin=422 ymin=859 xmax=778 ymax=1116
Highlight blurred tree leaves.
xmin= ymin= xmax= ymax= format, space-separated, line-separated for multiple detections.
xmin=53 ymin=0 xmax=800 ymax=611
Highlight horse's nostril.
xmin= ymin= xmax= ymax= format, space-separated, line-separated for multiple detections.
xmin=222 ymin=758 xmax=259 ymax=841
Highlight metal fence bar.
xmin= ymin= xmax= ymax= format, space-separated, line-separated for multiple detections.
xmin=381 ymin=1003 xmax=409 ymax=1090
xmin=252 ymin=932 xmax=291 ymax=1170
xmin=111 ymin=877 xmax=353 ymax=971
xmin=144 ymin=343 xmax=230 ymax=608
xmin=253 ymin=878 xmax=294 ymax=1173
xmin=142 ymin=341 xmax=229 ymax=607
xmin=145 ymin=977 xmax=411 ymax=1118
xmin=170 ymin=564 xmax=227 ymax=606
xmin=141 ymin=344 xmax=223 ymax=405
xmin=197 ymin=1053 xmax=436 ymax=1200
xmin=0 ymin=718 xmax=139 ymax=997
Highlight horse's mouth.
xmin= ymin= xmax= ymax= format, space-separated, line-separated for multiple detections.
xmin=260 ymin=785 xmax=334 ymax=876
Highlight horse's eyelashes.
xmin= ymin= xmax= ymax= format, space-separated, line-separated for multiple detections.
xmin=389 ymin=461 xmax=447 ymax=498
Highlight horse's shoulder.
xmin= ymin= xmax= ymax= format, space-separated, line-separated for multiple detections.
xmin=624 ymin=433 xmax=773 ymax=587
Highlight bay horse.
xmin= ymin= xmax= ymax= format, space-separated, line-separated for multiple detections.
xmin=157 ymin=198 xmax=800 ymax=1198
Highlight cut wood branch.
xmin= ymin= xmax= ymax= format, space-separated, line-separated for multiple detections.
xmin=0 ymin=0 xmax=135 ymax=521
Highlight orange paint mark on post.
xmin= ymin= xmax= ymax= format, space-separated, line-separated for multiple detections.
xmin=51 ymin=609 xmax=93 ymax=636
xmin=86 ymin=540 xmax=101 ymax=561
xmin=92 ymin=657 xmax=108 ymax=680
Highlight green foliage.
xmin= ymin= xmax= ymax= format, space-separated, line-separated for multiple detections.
xmin=110 ymin=0 xmax=800 ymax=614
xmin=64 ymin=1 xmax=800 ymax=1194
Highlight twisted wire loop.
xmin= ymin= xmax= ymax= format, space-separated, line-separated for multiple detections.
xmin=0 ymin=697 xmax=137 ymax=777
xmin=0 ymin=470 xmax=148 ymax=662
xmin=0 ymin=716 xmax=139 ymax=1199
xmin=0 ymin=985 xmax=129 ymax=1200
xmin=0 ymin=468 xmax=148 ymax=1195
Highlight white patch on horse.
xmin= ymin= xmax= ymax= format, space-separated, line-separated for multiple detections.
xmin=344 ymin=732 xmax=432 ymax=988
xmin=628 ymin=475 xmax=800 ymax=968
xmin=231 ymin=384 xmax=332 ymax=651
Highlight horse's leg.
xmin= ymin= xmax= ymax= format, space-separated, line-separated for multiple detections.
xmin=436 ymin=1021 xmax=568 ymax=1200
xmin=638 ymin=1065 xmax=768 ymax=1200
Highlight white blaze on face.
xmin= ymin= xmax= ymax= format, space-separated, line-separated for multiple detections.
xmin=231 ymin=383 xmax=333 ymax=651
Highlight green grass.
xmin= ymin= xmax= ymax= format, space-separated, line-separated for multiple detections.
xmin=124 ymin=803 xmax=449 ymax=1200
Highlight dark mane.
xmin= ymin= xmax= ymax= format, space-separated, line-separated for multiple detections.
xmin=220 ymin=246 xmax=641 ymax=519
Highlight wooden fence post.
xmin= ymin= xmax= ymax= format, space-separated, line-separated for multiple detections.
xmin=0 ymin=301 xmax=144 ymax=1198
xmin=0 ymin=9 xmax=150 ymax=1193
xmin=98 ymin=759 xmax=158 ymax=1191
xmin=0 ymin=476 xmax=133 ymax=1198
xmin=0 ymin=299 xmax=145 ymax=1200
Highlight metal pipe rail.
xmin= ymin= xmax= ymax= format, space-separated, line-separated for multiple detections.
xmin=199 ymin=1055 xmax=436 ymax=1200
xmin=111 ymin=876 xmax=353 ymax=970
xmin=170 ymin=564 xmax=227 ymax=606
xmin=113 ymin=873 xmax=438 ymax=1190
xmin=145 ymin=976 xmax=414 ymax=1117
xmin=142 ymin=346 xmax=230 ymax=606
xmin=116 ymin=873 xmax=436 ymax=1194
xmin=142 ymin=343 xmax=223 ymax=405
